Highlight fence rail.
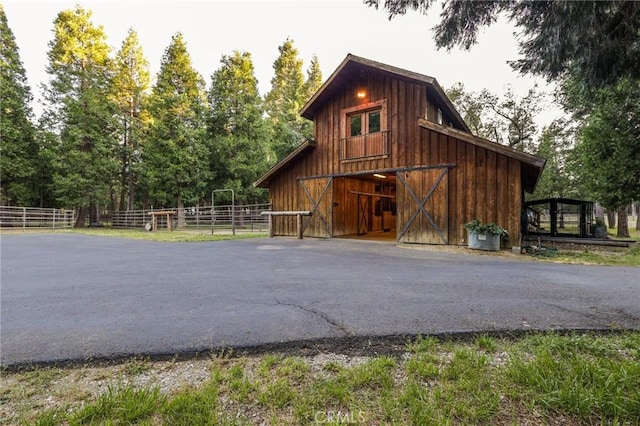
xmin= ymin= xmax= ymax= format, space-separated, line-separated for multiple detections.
xmin=1 ymin=203 xmax=272 ymax=233
xmin=0 ymin=206 xmax=75 ymax=229
xmin=112 ymin=203 xmax=271 ymax=233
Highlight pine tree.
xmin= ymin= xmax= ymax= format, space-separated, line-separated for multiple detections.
xmin=301 ymin=53 xmax=323 ymax=140
xmin=143 ymin=33 xmax=209 ymax=224
xmin=366 ymin=0 xmax=640 ymax=91
xmin=264 ymin=37 xmax=309 ymax=161
xmin=208 ymin=50 xmax=270 ymax=203
xmin=0 ymin=4 xmax=38 ymax=206
xmin=531 ymin=119 xmax=580 ymax=200
xmin=304 ymin=54 xmax=323 ymax=100
xmin=110 ymin=28 xmax=150 ymax=210
xmin=574 ymin=79 xmax=640 ymax=238
xmin=41 ymin=5 xmax=118 ymax=226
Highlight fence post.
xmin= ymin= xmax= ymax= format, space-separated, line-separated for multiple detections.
xmin=22 ymin=207 xmax=26 ymax=231
xmin=53 ymin=208 xmax=56 ymax=229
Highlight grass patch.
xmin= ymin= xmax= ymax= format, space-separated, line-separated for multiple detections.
xmin=541 ymin=243 xmax=640 ymax=266
xmin=68 ymin=384 xmax=164 ymax=425
xmin=523 ymin=228 xmax=640 ymax=266
xmin=506 ymin=332 xmax=640 ymax=421
xmin=67 ymin=228 xmax=265 ymax=242
xmin=5 ymin=331 xmax=639 ymax=425
xmin=526 ymin=228 xmax=640 ymax=266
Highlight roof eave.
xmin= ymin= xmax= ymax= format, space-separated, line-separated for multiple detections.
xmin=417 ymin=118 xmax=546 ymax=193
xmin=430 ymin=78 xmax=471 ymax=133
xmin=300 ymin=54 xmax=470 ymax=133
xmin=253 ymin=139 xmax=317 ymax=188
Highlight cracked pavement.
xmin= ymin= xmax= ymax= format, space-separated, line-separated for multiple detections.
xmin=1 ymin=233 xmax=639 ymax=366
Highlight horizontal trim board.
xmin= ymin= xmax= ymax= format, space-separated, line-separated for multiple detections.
xmin=297 ymin=163 xmax=457 ymax=182
xmin=348 ymin=191 xmax=396 ymax=199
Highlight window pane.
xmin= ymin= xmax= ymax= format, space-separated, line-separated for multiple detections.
xmin=350 ymin=114 xmax=362 ymax=136
xmin=368 ymin=111 xmax=380 ymax=133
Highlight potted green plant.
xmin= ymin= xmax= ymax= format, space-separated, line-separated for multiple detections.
xmin=463 ymin=219 xmax=509 ymax=251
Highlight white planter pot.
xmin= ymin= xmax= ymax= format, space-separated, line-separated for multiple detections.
xmin=468 ymin=231 xmax=500 ymax=251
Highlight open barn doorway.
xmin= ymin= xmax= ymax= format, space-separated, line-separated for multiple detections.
xmin=333 ymin=173 xmax=397 ymax=241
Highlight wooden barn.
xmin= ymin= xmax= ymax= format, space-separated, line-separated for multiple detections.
xmin=255 ymin=54 xmax=546 ymax=248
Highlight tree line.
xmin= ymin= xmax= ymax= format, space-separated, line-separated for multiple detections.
xmin=1 ymin=5 xmax=321 ymax=226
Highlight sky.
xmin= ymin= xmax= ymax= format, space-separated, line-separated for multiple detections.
xmin=3 ymin=0 xmax=561 ymax=125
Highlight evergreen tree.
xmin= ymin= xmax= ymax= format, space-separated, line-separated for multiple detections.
xmin=110 ymin=28 xmax=150 ymax=210
xmin=0 ymin=4 xmax=38 ymax=206
xmin=41 ymin=5 xmax=118 ymax=226
xmin=573 ymin=79 xmax=640 ymax=238
xmin=304 ymin=54 xmax=323 ymax=101
xmin=531 ymin=119 xmax=581 ymax=201
xmin=366 ymin=0 xmax=640 ymax=91
xmin=208 ymin=50 xmax=270 ymax=203
xmin=143 ymin=33 xmax=209 ymax=223
xmin=264 ymin=37 xmax=309 ymax=161
xmin=300 ymin=53 xmax=323 ymax=141
xmin=32 ymin=126 xmax=58 ymax=208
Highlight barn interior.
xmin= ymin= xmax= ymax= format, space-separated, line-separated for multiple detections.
xmin=333 ymin=172 xmax=398 ymax=241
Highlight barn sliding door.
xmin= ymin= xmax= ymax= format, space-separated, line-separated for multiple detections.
xmin=396 ymin=167 xmax=449 ymax=244
xmin=299 ymin=177 xmax=333 ymax=238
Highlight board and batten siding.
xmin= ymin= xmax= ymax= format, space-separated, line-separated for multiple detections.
xmin=266 ymin=124 xmax=522 ymax=247
xmin=263 ymin=66 xmax=531 ymax=247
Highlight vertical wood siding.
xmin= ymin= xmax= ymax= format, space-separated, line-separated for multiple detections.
xmin=267 ymin=71 xmax=524 ymax=246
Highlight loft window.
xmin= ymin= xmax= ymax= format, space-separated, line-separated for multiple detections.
xmin=350 ymin=114 xmax=362 ymax=136
xmin=340 ymin=99 xmax=388 ymax=161
xmin=437 ymin=108 xmax=443 ymax=125
xmin=368 ymin=110 xmax=380 ymax=132
xmin=349 ymin=109 xmax=381 ymax=136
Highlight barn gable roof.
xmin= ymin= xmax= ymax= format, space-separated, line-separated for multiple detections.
xmin=300 ymin=53 xmax=470 ymax=132
xmin=255 ymin=54 xmax=545 ymax=193
xmin=418 ymin=118 xmax=546 ymax=193
xmin=254 ymin=139 xmax=316 ymax=188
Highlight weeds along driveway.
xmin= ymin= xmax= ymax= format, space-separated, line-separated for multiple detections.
xmin=1 ymin=233 xmax=639 ymax=366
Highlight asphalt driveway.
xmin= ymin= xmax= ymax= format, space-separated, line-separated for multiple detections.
xmin=1 ymin=233 xmax=639 ymax=366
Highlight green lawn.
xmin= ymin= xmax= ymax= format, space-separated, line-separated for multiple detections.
xmin=3 ymin=332 xmax=638 ymax=425
xmin=528 ymin=227 xmax=640 ymax=267
xmin=67 ymin=228 xmax=266 ymax=243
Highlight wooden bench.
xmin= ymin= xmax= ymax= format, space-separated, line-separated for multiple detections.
xmin=147 ymin=210 xmax=176 ymax=231
xmin=260 ymin=211 xmax=312 ymax=239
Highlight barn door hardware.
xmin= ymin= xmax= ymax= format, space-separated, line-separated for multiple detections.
xmin=300 ymin=177 xmax=333 ymax=236
xmin=397 ymin=167 xmax=449 ymax=244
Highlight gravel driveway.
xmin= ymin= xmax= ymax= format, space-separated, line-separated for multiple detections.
xmin=1 ymin=233 xmax=639 ymax=366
